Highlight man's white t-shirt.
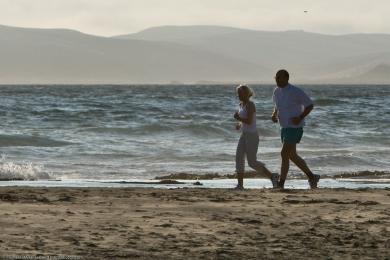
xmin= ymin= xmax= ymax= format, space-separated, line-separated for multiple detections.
xmin=272 ymin=84 xmax=313 ymax=128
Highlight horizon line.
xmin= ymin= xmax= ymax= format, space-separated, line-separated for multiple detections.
xmin=1 ymin=23 xmax=390 ymax=38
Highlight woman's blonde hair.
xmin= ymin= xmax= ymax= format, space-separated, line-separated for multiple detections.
xmin=236 ymin=84 xmax=254 ymax=98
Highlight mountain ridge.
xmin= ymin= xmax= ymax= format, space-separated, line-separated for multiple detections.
xmin=0 ymin=24 xmax=389 ymax=84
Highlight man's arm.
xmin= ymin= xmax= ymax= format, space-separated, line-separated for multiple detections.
xmin=271 ymin=107 xmax=278 ymax=123
xmin=300 ymin=104 xmax=313 ymax=119
xmin=291 ymin=104 xmax=313 ymax=125
xmin=271 ymin=90 xmax=278 ymax=123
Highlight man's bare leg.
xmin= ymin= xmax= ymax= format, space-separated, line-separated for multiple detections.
xmin=288 ymin=145 xmax=314 ymax=180
xmin=237 ymin=172 xmax=244 ymax=188
xmin=279 ymin=143 xmax=292 ymax=188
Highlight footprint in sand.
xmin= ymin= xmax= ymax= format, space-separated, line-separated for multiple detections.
xmin=155 ymin=223 xmax=173 ymax=228
xmin=66 ymin=210 xmax=75 ymax=215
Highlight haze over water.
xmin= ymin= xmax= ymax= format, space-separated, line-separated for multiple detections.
xmin=0 ymin=85 xmax=389 ymax=181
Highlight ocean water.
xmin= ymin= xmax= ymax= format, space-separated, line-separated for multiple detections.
xmin=0 ymin=85 xmax=389 ymax=183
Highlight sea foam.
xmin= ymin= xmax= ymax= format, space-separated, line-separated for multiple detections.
xmin=0 ymin=155 xmax=51 ymax=181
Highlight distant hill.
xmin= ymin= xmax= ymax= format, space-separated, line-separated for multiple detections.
xmin=335 ymin=64 xmax=390 ymax=84
xmin=0 ymin=24 xmax=269 ymax=84
xmin=0 ymin=24 xmax=389 ymax=84
xmin=116 ymin=25 xmax=390 ymax=83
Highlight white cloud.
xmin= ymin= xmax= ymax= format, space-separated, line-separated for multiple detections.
xmin=0 ymin=0 xmax=388 ymax=36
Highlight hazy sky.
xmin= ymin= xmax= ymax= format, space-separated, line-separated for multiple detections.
xmin=0 ymin=0 xmax=389 ymax=36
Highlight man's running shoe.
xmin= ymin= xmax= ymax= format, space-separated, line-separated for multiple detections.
xmin=309 ymin=174 xmax=320 ymax=189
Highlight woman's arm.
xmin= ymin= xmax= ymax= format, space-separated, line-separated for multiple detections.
xmin=235 ymin=102 xmax=255 ymax=124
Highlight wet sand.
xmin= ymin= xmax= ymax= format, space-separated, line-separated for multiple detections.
xmin=0 ymin=187 xmax=389 ymax=259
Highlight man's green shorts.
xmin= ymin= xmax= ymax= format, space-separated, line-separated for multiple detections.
xmin=281 ymin=127 xmax=303 ymax=144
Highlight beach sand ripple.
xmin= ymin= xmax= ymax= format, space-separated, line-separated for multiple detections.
xmin=0 ymin=187 xmax=389 ymax=259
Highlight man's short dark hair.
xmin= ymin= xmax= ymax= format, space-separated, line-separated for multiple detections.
xmin=276 ymin=69 xmax=289 ymax=79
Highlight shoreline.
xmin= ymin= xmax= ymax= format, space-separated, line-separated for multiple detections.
xmin=0 ymin=187 xmax=389 ymax=259
xmin=0 ymin=177 xmax=389 ymax=190
xmin=1 ymin=170 xmax=388 ymax=183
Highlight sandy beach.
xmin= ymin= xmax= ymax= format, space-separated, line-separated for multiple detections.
xmin=0 ymin=187 xmax=389 ymax=259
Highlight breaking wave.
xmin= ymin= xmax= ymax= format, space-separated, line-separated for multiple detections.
xmin=0 ymin=155 xmax=52 ymax=181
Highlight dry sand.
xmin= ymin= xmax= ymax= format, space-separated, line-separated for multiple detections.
xmin=0 ymin=187 xmax=389 ymax=259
